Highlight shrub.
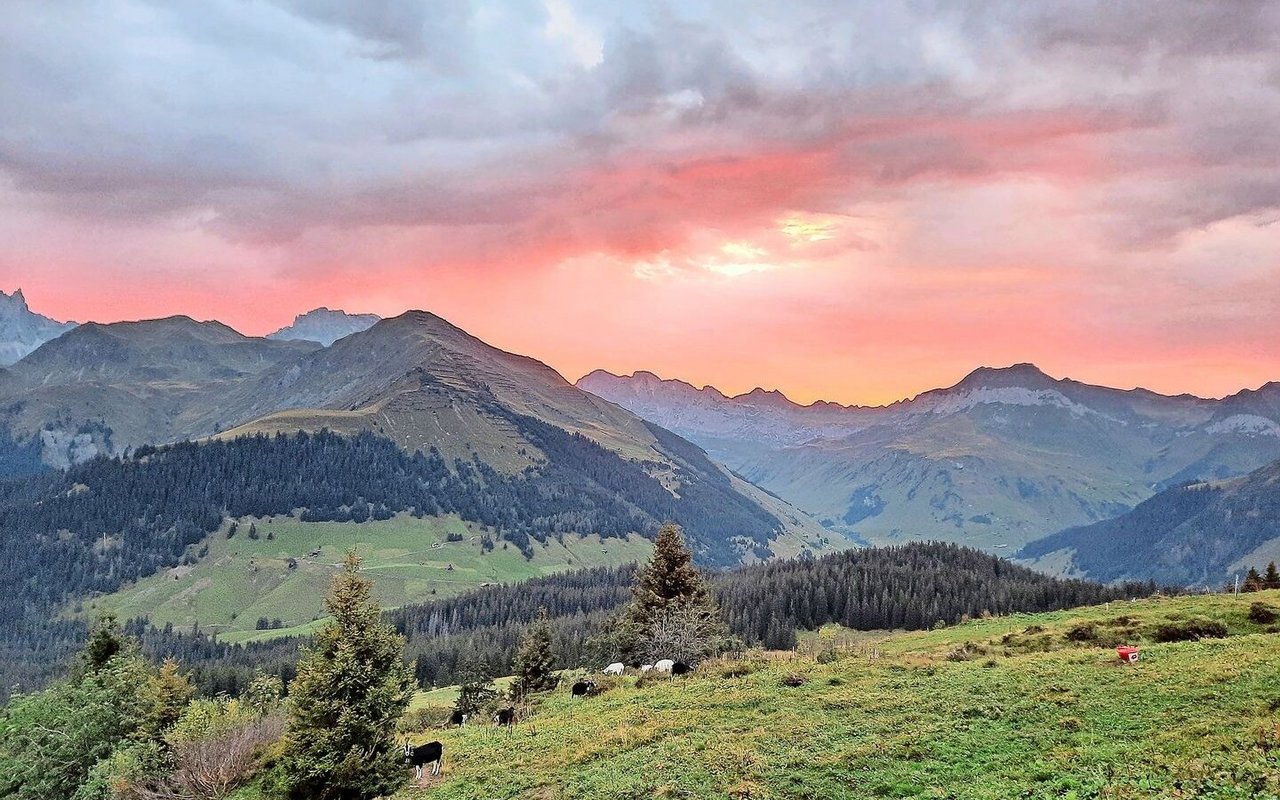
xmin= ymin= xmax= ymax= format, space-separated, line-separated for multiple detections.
xmin=1248 ymin=603 xmax=1278 ymax=625
xmin=815 ymin=649 xmax=841 ymax=665
xmin=1064 ymin=624 xmax=1098 ymax=642
xmin=945 ymin=642 xmax=985 ymax=662
xmin=779 ymin=673 xmax=808 ymax=687
xmin=1149 ymin=618 xmax=1228 ymax=643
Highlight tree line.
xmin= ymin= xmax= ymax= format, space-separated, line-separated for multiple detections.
xmin=128 ymin=541 xmax=1152 ymax=695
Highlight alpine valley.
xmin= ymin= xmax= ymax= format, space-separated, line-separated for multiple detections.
xmin=578 ymin=366 xmax=1280 ymax=585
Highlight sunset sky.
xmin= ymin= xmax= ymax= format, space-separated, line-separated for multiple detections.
xmin=2 ymin=1 xmax=1279 ymax=405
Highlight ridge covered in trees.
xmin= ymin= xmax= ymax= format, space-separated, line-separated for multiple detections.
xmin=0 ymin=423 xmax=779 ymax=691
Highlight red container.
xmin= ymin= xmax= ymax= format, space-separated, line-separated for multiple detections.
xmin=1116 ymin=645 xmax=1140 ymax=664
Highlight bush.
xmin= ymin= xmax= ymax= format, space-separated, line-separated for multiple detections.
xmin=945 ymin=642 xmax=985 ymax=662
xmin=1248 ymin=603 xmax=1278 ymax=625
xmin=399 ymin=707 xmax=451 ymax=733
xmin=779 ymin=673 xmax=808 ymax=687
xmin=1064 ymin=623 xmax=1098 ymax=642
xmin=1149 ymin=618 xmax=1228 ymax=643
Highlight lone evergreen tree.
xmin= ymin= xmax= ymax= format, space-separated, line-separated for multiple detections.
xmin=283 ymin=551 xmax=414 ymax=800
xmin=1265 ymin=561 xmax=1280 ymax=590
xmin=606 ymin=523 xmax=730 ymax=663
xmin=1243 ymin=566 xmax=1265 ymax=592
xmin=452 ymin=645 xmax=497 ymax=718
xmin=511 ymin=608 xmax=557 ymax=700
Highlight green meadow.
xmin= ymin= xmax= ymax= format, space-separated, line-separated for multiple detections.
xmin=397 ymin=591 xmax=1280 ymax=800
xmin=86 ymin=514 xmax=652 ymax=642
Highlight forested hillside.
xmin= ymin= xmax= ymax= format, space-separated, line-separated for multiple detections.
xmin=1020 ymin=457 xmax=1280 ymax=584
xmin=0 ymin=425 xmax=780 ymax=692
xmin=132 ymin=543 xmax=1149 ymax=695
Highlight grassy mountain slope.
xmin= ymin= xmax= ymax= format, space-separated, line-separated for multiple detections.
xmin=581 ymin=365 xmax=1280 ymax=554
xmin=402 ymin=591 xmax=1280 ymax=800
xmin=1019 ymin=458 xmax=1280 ymax=585
xmin=89 ymin=514 xmax=652 ymax=643
xmin=212 ymin=311 xmax=666 ymax=470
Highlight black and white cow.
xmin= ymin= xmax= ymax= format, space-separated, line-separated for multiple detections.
xmin=447 ymin=709 xmax=468 ymax=728
xmin=494 ymin=707 xmax=516 ymax=726
xmin=570 ymin=679 xmax=597 ymax=697
xmin=404 ymin=740 xmax=443 ymax=779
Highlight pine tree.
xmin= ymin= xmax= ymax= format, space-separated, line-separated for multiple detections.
xmin=453 ymin=645 xmax=497 ymax=718
xmin=81 ymin=615 xmax=126 ymax=675
xmin=511 ymin=608 xmax=556 ymax=700
xmin=283 ymin=551 xmax=414 ymax=800
xmin=605 ymin=523 xmax=730 ymax=664
xmin=1265 ymin=561 xmax=1280 ymax=590
xmin=1243 ymin=566 xmax=1265 ymax=592
xmin=141 ymin=657 xmax=195 ymax=739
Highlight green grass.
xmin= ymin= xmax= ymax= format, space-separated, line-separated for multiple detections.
xmin=85 ymin=514 xmax=652 ymax=641
xmin=399 ymin=591 xmax=1280 ymax=799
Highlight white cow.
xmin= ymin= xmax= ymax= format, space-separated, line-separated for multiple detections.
xmin=640 ymin=664 xmax=654 ymax=673
xmin=603 ymin=662 xmax=625 ymax=675
xmin=653 ymin=659 xmax=675 ymax=674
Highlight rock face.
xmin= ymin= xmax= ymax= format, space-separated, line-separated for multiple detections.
xmin=578 ymin=365 xmax=1280 ymax=556
xmin=0 ymin=289 xmax=76 ymax=366
xmin=266 ymin=307 xmax=381 ymax=346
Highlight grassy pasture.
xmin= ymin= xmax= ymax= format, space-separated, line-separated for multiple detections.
xmin=86 ymin=514 xmax=652 ymax=642
xmin=396 ymin=591 xmax=1280 ymax=800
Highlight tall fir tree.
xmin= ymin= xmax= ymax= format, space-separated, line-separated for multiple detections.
xmin=1243 ymin=566 xmax=1265 ymax=592
xmin=511 ymin=608 xmax=557 ymax=700
xmin=283 ymin=551 xmax=414 ymax=800
xmin=606 ymin=523 xmax=730 ymax=663
xmin=1264 ymin=561 xmax=1280 ymax=590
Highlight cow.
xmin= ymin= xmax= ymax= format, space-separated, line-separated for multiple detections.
xmin=602 ymin=662 xmax=625 ymax=675
xmin=571 ymin=679 xmax=597 ymax=697
xmin=494 ymin=707 xmax=516 ymax=726
xmin=654 ymin=659 xmax=675 ymax=674
xmin=447 ymin=710 xmax=468 ymax=728
xmin=640 ymin=664 xmax=654 ymax=673
xmin=671 ymin=661 xmax=692 ymax=676
xmin=404 ymin=740 xmax=443 ymax=780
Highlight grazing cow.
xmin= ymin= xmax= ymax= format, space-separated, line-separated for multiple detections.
xmin=671 ymin=662 xmax=692 ymax=676
xmin=404 ymin=741 xmax=443 ymax=779
xmin=640 ymin=664 xmax=654 ymax=673
xmin=494 ymin=707 xmax=516 ymax=726
xmin=602 ymin=662 xmax=625 ymax=675
xmin=654 ymin=659 xmax=675 ymax=674
xmin=571 ymin=680 xmax=597 ymax=697
xmin=447 ymin=710 xmax=468 ymax=728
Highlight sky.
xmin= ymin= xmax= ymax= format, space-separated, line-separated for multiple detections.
xmin=1 ymin=1 xmax=1279 ymax=405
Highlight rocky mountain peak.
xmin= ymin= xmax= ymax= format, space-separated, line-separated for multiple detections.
xmin=267 ymin=307 xmax=381 ymax=346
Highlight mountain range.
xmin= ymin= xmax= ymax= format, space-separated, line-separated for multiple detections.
xmin=578 ymin=366 xmax=1280 ymax=580
xmin=0 ymin=307 xmax=828 ymax=564
xmin=3 ymin=288 xmax=1279 ymax=585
